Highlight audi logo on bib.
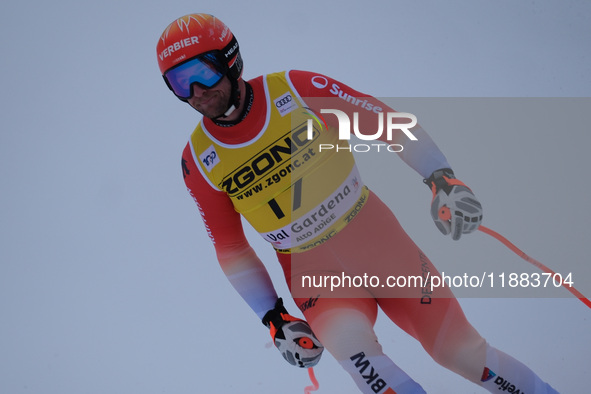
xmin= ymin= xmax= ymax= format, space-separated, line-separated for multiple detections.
xmin=274 ymin=92 xmax=298 ymax=116
xmin=275 ymin=94 xmax=292 ymax=108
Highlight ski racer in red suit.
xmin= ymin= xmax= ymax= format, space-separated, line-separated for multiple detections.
xmin=157 ymin=13 xmax=559 ymax=393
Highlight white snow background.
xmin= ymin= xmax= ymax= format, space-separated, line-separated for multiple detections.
xmin=1 ymin=1 xmax=590 ymax=393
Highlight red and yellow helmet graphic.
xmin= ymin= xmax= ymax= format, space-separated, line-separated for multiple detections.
xmin=156 ymin=13 xmax=238 ymax=75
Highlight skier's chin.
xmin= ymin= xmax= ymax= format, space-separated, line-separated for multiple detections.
xmin=191 ymin=104 xmax=225 ymax=120
xmin=190 ymin=99 xmax=230 ymax=119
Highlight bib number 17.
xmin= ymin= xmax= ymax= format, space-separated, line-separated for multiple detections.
xmin=268 ymin=178 xmax=303 ymax=219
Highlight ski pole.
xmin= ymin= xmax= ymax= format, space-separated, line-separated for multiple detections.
xmin=438 ymin=206 xmax=591 ymax=309
xmin=304 ymin=367 xmax=319 ymax=393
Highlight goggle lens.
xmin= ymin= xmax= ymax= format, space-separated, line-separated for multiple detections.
xmin=164 ymin=53 xmax=225 ymax=99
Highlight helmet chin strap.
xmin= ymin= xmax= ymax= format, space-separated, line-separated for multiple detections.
xmin=223 ymin=104 xmax=237 ymax=117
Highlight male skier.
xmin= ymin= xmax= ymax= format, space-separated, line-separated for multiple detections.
xmin=157 ymin=13 xmax=558 ymax=393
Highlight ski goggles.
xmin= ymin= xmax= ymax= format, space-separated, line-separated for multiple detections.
xmin=163 ymin=52 xmax=227 ymax=100
xmin=163 ymin=36 xmax=240 ymax=101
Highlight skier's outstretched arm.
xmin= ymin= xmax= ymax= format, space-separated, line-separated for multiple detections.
xmin=182 ymin=143 xmax=324 ymax=367
xmin=181 ymin=143 xmax=278 ymax=319
xmin=289 ymin=70 xmax=483 ymax=240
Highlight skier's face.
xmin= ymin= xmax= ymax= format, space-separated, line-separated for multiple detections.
xmin=187 ymin=76 xmax=232 ymax=119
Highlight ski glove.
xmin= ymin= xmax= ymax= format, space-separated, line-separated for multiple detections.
xmin=424 ymin=168 xmax=483 ymax=241
xmin=262 ymin=298 xmax=324 ymax=368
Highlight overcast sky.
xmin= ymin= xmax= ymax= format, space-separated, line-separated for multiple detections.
xmin=1 ymin=1 xmax=590 ymax=393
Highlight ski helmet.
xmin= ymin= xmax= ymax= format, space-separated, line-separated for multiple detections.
xmin=157 ymin=14 xmax=243 ymax=112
